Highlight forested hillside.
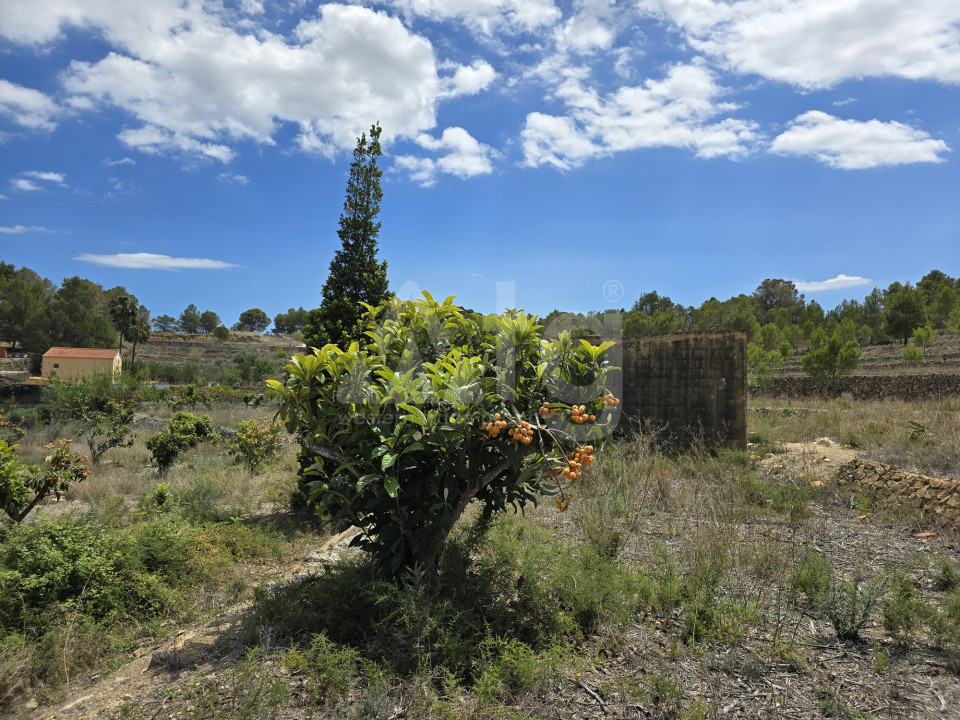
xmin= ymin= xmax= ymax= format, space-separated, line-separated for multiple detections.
xmin=3 ymin=260 xmax=958 ymax=384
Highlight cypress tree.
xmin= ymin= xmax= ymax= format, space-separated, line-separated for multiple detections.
xmin=304 ymin=123 xmax=390 ymax=349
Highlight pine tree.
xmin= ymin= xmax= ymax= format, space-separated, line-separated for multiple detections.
xmin=304 ymin=123 xmax=390 ymax=349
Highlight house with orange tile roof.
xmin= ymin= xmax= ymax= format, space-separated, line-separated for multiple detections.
xmin=41 ymin=347 xmax=122 ymax=381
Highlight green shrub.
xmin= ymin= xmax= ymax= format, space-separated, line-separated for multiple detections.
xmin=251 ymin=513 xmax=642 ymax=688
xmin=882 ymin=573 xmax=934 ymax=642
xmin=820 ymin=569 xmax=887 ymax=642
xmin=146 ymin=412 xmax=215 ymax=474
xmin=933 ymin=558 xmax=960 ymax=592
xmin=0 ymin=409 xmax=25 ymax=444
xmin=282 ymin=632 xmax=360 ymax=707
xmin=902 ymin=344 xmax=923 ymax=366
xmin=789 ymin=549 xmax=833 ymax=606
xmin=229 ymin=417 xmax=285 ymax=472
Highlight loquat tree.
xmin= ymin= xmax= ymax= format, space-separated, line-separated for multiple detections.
xmin=272 ymin=293 xmax=620 ymax=577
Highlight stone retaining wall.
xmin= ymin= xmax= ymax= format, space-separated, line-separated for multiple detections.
xmin=836 ymin=458 xmax=960 ymax=530
xmin=759 ymin=374 xmax=960 ymax=401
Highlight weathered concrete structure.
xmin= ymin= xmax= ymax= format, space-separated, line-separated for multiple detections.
xmin=609 ymin=332 xmax=747 ymax=449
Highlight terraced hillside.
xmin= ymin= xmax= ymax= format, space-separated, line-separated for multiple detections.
xmin=776 ymin=330 xmax=960 ymax=376
xmin=132 ymin=332 xmax=305 ymax=373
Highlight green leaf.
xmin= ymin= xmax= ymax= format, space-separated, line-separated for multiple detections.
xmin=354 ymin=473 xmax=380 ymax=493
xmin=398 ymin=403 xmax=428 ymax=427
xmin=382 ymin=452 xmax=398 ymax=471
xmin=383 ymin=476 xmax=400 ymax=498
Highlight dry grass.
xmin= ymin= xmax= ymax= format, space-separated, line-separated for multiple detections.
xmin=13 ymin=395 xmax=960 ymax=720
xmin=749 ymin=395 xmax=960 ymax=479
xmin=12 ymin=403 xmax=295 ymax=515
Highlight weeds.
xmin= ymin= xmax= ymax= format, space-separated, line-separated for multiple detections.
xmin=9 ymin=391 xmax=960 ymax=717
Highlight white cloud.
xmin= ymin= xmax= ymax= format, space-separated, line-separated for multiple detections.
xmin=638 ymin=0 xmax=960 ymax=89
xmin=74 ymin=252 xmax=240 ymax=270
xmin=117 ymin=126 xmax=236 ymax=163
xmin=390 ymin=0 xmax=561 ymax=35
xmin=11 ymin=178 xmax=42 ymax=191
xmin=101 ymin=157 xmax=136 ymax=167
xmin=2 ymin=3 xmax=458 ymax=163
xmin=22 ymin=170 xmax=66 ymax=184
xmin=793 ymin=274 xmax=872 ymax=292
xmin=395 ymin=126 xmax=496 ymax=185
xmin=522 ymin=61 xmax=758 ymax=169
xmin=217 ymin=172 xmax=249 ymax=185
xmin=440 ymin=60 xmax=497 ymax=97
xmin=0 ymin=79 xmax=60 ymax=131
xmin=0 ymin=224 xmax=55 ymax=234
xmin=240 ymin=0 xmax=264 ymax=15
xmin=770 ymin=111 xmax=950 ymax=169
xmin=558 ymin=0 xmax=621 ymax=55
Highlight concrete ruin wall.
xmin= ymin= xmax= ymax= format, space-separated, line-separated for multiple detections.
xmin=836 ymin=459 xmax=960 ymax=530
xmin=610 ymin=332 xmax=747 ymax=449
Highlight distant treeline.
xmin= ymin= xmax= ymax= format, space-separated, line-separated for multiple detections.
xmin=3 ymin=261 xmax=958 ymax=380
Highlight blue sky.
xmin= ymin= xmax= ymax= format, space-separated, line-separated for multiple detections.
xmin=1 ymin=0 xmax=959 ymax=328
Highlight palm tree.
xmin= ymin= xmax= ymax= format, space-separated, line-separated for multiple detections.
xmin=107 ymin=294 xmax=138 ymax=359
xmin=128 ymin=315 xmax=151 ymax=369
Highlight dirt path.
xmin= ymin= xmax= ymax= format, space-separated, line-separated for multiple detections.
xmin=23 ymin=527 xmax=360 ymax=720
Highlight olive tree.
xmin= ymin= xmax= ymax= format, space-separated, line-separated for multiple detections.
xmin=271 ymin=294 xmax=620 ymax=577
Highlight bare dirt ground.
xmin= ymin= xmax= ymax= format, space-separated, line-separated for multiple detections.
xmin=757 ymin=438 xmax=860 ymax=482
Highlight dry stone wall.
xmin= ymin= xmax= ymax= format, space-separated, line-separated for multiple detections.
xmin=836 ymin=458 xmax=960 ymax=530
xmin=609 ymin=332 xmax=747 ymax=449
xmin=760 ymin=374 xmax=960 ymax=401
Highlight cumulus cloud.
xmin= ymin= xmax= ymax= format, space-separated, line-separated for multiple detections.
xmin=440 ymin=60 xmax=497 ymax=97
xmin=117 ymin=126 xmax=236 ymax=163
xmin=556 ymin=0 xmax=624 ymax=54
xmin=74 ymin=252 xmax=240 ymax=270
xmin=522 ymin=61 xmax=758 ymax=169
xmin=637 ymin=0 xmax=960 ymax=89
xmin=770 ymin=111 xmax=950 ymax=169
xmin=793 ymin=274 xmax=872 ymax=292
xmin=1 ymin=2 xmax=469 ymax=162
xmin=390 ymin=0 xmax=561 ymax=35
xmin=0 ymin=224 xmax=55 ymax=234
xmin=395 ymin=126 xmax=496 ymax=185
xmin=0 ymin=79 xmax=60 ymax=131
